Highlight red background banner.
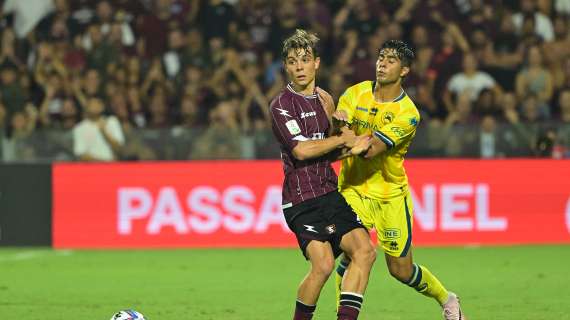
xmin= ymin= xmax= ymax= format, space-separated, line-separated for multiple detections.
xmin=52 ymin=160 xmax=570 ymax=248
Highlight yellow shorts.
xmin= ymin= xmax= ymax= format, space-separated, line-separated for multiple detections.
xmin=341 ymin=189 xmax=413 ymax=257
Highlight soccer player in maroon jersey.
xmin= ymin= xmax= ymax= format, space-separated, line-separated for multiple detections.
xmin=269 ymin=29 xmax=376 ymax=320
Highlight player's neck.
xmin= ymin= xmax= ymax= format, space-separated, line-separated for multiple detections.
xmin=290 ymin=80 xmax=315 ymax=96
xmin=373 ymin=82 xmax=403 ymax=103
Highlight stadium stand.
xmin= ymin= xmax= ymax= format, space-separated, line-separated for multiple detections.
xmin=0 ymin=0 xmax=569 ymax=161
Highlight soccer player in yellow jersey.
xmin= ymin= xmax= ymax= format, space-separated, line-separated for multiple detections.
xmin=322 ymin=40 xmax=467 ymax=320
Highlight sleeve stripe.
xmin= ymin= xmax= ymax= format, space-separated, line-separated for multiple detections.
xmin=373 ymin=131 xmax=395 ymax=149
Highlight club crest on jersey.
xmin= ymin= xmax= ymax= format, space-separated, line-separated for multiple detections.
xmin=286 ymin=120 xmax=301 ymax=135
xmin=382 ymin=111 xmax=395 ymax=124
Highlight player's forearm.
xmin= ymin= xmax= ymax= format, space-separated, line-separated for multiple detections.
xmin=292 ymin=136 xmax=344 ymax=161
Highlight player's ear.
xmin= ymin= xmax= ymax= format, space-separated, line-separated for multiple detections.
xmin=314 ymin=57 xmax=321 ymax=71
xmin=400 ymin=66 xmax=410 ymax=78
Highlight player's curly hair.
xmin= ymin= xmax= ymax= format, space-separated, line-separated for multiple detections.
xmin=282 ymin=29 xmax=320 ymax=61
xmin=380 ymin=40 xmax=415 ymax=67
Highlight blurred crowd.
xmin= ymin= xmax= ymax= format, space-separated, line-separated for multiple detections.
xmin=0 ymin=0 xmax=569 ymax=161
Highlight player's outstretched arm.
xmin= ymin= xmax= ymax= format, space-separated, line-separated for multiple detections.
xmin=292 ymin=128 xmax=356 ymax=161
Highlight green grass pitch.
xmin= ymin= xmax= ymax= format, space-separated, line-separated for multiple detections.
xmin=1 ymin=245 xmax=569 ymax=319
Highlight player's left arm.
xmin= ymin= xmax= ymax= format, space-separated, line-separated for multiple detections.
xmin=363 ymin=111 xmax=420 ymax=158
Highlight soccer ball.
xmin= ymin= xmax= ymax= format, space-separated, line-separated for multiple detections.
xmin=110 ymin=310 xmax=146 ymax=320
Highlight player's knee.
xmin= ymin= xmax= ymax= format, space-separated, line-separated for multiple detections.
xmin=387 ymin=261 xmax=413 ymax=282
xmin=352 ymin=245 xmax=376 ymax=268
xmin=311 ymin=256 xmax=335 ymax=279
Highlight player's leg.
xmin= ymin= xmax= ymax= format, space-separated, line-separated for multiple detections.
xmin=294 ymin=240 xmax=336 ymax=320
xmin=337 ymin=228 xmax=376 ymax=320
xmin=334 ymin=253 xmax=350 ymax=309
xmin=334 ymin=190 xmax=374 ymax=309
xmin=385 ymin=250 xmax=449 ymax=303
xmin=384 ymin=249 xmax=466 ymax=319
xmin=381 ymin=194 xmax=467 ymax=320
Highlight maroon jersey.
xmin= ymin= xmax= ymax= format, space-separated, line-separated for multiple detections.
xmin=270 ymin=84 xmax=338 ymax=208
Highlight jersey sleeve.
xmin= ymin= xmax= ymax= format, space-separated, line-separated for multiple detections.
xmin=270 ymin=96 xmax=308 ymax=151
xmin=336 ymin=87 xmax=357 ymax=123
xmin=373 ymin=109 xmax=420 ymax=150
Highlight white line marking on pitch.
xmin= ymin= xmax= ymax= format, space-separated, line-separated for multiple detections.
xmin=0 ymin=250 xmax=74 ymax=262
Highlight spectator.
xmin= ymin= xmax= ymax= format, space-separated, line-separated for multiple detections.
xmin=191 ymin=99 xmax=241 ymax=159
xmin=163 ymin=28 xmax=186 ymax=79
xmin=2 ymin=103 xmax=38 ymax=161
xmin=484 ymin=12 xmax=524 ymax=91
xmin=198 ymin=0 xmax=238 ymax=41
xmin=556 ymin=90 xmax=570 ymax=156
xmin=2 ymin=0 xmax=54 ymax=38
xmin=474 ymin=88 xmax=502 ymax=118
xmin=512 ymin=0 xmax=554 ymax=42
xmin=0 ymin=61 xmax=27 ymax=117
xmin=546 ymin=17 xmax=570 ymax=89
xmin=443 ymin=93 xmax=478 ymax=157
xmin=479 ymin=115 xmax=500 ymax=158
xmin=72 ymin=97 xmax=124 ymax=161
xmin=428 ymin=23 xmax=469 ymax=104
xmin=147 ymin=91 xmax=171 ymax=128
xmin=443 ymin=53 xmax=501 ymax=111
xmin=515 ymin=45 xmax=553 ymax=108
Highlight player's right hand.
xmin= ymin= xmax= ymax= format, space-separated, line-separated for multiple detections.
xmin=339 ymin=127 xmax=357 ymax=147
xmin=350 ymin=135 xmax=372 ymax=156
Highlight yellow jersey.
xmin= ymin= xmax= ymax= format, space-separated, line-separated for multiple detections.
xmin=337 ymin=80 xmax=420 ymax=200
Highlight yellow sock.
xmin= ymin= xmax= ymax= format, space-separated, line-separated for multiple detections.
xmin=335 ymin=260 xmax=349 ymax=309
xmin=405 ymin=263 xmax=449 ymax=305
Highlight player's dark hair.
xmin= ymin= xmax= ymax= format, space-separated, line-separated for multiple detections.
xmin=380 ymin=40 xmax=415 ymax=68
xmin=282 ymin=29 xmax=320 ymax=61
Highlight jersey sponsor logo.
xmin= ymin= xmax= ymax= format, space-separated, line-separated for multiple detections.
xmin=391 ymin=126 xmax=406 ymax=138
xmin=275 ymin=108 xmax=292 ymax=118
xmin=370 ymin=108 xmax=378 ymax=115
xmin=285 ymin=120 xmax=301 ymax=135
xmin=300 ymin=111 xmax=317 ymax=119
xmin=356 ymin=106 xmax=369 ymax=112
xmin=410 ymin=117 xmax=418 ymax=126
xmin=384 ymin=228 xmax=401 ymax=239
xmin=382 ymin=111 xmax=395 ymax=124
xmin=325 ymin=224 xmax=336 ymax=234
xmin=304 ymin=225 xmax=318 ymax=233
xmin=352 ymin=118 xmax=379 ymax=131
